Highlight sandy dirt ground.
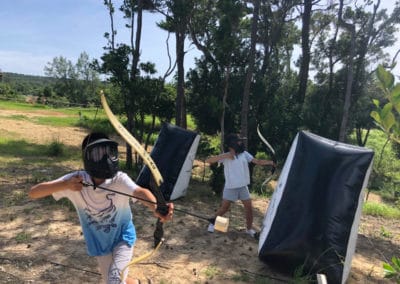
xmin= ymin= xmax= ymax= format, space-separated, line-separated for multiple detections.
xmin=0 ymin=108 xmax=399 ymax=283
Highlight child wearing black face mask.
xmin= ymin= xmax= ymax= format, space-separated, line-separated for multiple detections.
xmin=29 ymin=132 xmax=173 ymax=284
xmin=205 ymin=133 xmax=275 ymax=238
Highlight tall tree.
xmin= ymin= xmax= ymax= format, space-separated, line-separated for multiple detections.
xmin=155 ymin=0 xmax=195 ymax=128
xmin=308 ymin=0 xmax=399 ymax=141
xmin=44 ymin=56 xmax=74 ymax=99
xmin=252 ymin=0 xmax=300 ymax=155
xmin=240 ymin=0 xmax=260 ymax=147
xmin=99 ymin=0 xmax=147 ymax=169
xmin=338 ymin=0 xmax=356 ymax=142
xmin=189 ymin=0 xmax=246 ymax=150
xmin=75 ymin=52 xmax=101 ymax=105
xmin=336 ymin=0 xmax=400 ymax=141
xmin=44 ymin=53 xmax=100 ymax=105
xmin=296 ymin=0 xmax=312 ymax=105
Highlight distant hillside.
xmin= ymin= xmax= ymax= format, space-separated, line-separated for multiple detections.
xmin=1 ymin=72 xmax=55 ymax=87
xmin=0 ymin=72 xmax=58 ymax=98
xmin=0 ymin=71 xmax=105 ymax=106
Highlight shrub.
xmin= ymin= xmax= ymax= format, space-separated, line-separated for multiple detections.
xmin=47 ymin=140 xmax=65 ymax=157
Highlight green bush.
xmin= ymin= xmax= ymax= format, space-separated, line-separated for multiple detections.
xmin=47 ymin=140 xmax=65 ymax=157
xmin=359 ymin=129 xmax=400 ymax=202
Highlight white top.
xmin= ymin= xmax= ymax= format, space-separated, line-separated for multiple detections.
xmin=53 ymin=171 xmax=139 ymax=256
xmin=219 ymin=151 xmax=254 ymax=189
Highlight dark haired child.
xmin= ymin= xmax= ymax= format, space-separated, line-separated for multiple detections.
xmin=205 ymin=133 xmax=274 ymax=238
xmin=29 ymin=132 xmax=173 ymax=284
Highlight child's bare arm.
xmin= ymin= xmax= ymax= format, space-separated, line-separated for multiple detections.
xmin=205 ymin=152 xmax=234 ymax=164
xmin=29 ymin=175 xmax=83 ymax=199
xmin=132 ymin=187 xmax=158 ymax=211
xmin=251 ymin=158 xmax=275 ymax=166
xmin=132 ymin=187 xmax=173 ymax=222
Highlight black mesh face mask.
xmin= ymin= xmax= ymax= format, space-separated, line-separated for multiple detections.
xmin=226 ymin=134 xmax=246 ymax=154
xmin=233 ymin=141 xmax=245 ymax=154
xmin=83 ymin=139 xmax=119 ymax=179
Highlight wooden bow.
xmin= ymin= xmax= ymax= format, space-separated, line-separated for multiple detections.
xmin=100 ymin=91 xmax=168 ymax=277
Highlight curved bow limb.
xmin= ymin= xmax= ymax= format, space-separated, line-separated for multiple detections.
xmin=119 ymin=238 xmax=165 ymax=281
xmin=100 ymin=91 xmax=168 ymax=206
xmin=100 ymin=91 xmax=168 ymax=246
xmin=100 ymin=91 xmax=164 ymax=187
xmin=256 ymin=124 xmax=277 ymax=191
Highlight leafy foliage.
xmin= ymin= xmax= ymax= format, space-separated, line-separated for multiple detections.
xmin=371 ymin=66 xmax=400 ymax=143
xmin=0 ymin=72 xmax=55 ymax=102
xmin=368 ymin=67 xmax=400 ymax=202
xmin=44 ymin=52 xmax=101 ymax=105
xmin=383 ymin=256 xmax=400 ymax=282
xmin=356 ymin=129 xmax=400 ymax=202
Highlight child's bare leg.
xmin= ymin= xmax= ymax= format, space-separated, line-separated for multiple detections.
xmin=215 ymin=199 xmax=231 ymax=217
xmin=241 ymin=199 xmax=253 ymax=230
xmin=126 ymin=277 xmax=140 ymax=284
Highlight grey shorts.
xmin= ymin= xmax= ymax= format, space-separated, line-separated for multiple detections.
xmin=95 ymin=242 xmax=134 ymax=284
xmin=223 ymin=186 xmax=251 ymax=202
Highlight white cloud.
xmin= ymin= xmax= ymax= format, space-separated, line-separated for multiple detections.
xmin=0 ymin=50 xmax=52 ymax=76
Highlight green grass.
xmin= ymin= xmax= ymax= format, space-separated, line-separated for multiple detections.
xmin=8 ymin=114 xmax=28 ymax=121
xmin=0 ymin=113 xmax=83 ymax=127
xmin=203 ymin=264 xmax=221 ymax=279
xmin=35 ymin=116 xmax=82 ymax=127
xmin=0 ymin=98 xmax=107 ymax=120
xmin=363 ymin=202 xmax=400 ymax=219
xmin=15 ymin=232 xmax=32 ymax=243
xmin=0 ymin=138 xmax=51 ymax=157
xmin=2 ymin=190 xmax=27 ymax=207
xmin=0 ymin=137 xmax=78 ymax=158
xmin=0 ymin=100 xmax=49 ymax=111
xmin=0 ymin=99 xmax=198 ymax=135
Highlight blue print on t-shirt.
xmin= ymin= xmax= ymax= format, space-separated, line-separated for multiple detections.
xmin=83 ymin=192 xmax=118 ymax=233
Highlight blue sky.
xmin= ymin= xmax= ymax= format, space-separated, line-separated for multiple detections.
xmin=0 ymin=0 xmax=399 ymax=78
xmin=0 ymin=0 xmax=200 ymax=77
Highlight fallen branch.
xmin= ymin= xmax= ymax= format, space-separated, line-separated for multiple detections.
xmin=48 ymin=261 xmax=101 ymax=275
xmin=241 ymin=269 xmax=288 ymax=282
xmin=135 ymin=261 xmax=171 ymax=269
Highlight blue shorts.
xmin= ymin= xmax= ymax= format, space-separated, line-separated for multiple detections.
xmin=223 ymin=186 xmax=250 ymax=202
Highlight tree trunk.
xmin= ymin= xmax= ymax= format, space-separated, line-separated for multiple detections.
xmin=240 ymin=0 xmax=260 ymax=147
xmin=324 ymin=6 xmax=340 ymax=120
xmin=131 ymin=0 xmax=142 ymax=79
xmin=105 ymin=0 xmax=115 ymax=50
xmin=175 ymin=30 xmax=186 ymax=128
xmin=356 ymin=127 xmax=370 ymax=147
xmin=126 ymin=0 xmax=143 ymax=169
xmin=297 ymin=0 xmax=312 ymax=105
xmin=338 ymin=0 xmax=356 ymax=142
xmin=351 ymin=1 xmax=379 ymax=104
xmin=220 ymin=66 xmax=231 ymax=153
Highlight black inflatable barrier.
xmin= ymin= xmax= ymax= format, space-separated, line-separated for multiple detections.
xmin=136 ymin=122 xmax=200 ymax=201
xmin=258 ymin=131 xmax=374 ymax=284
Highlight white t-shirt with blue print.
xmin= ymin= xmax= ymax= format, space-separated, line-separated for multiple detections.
xmin=52 ymin=171 xmax=138 ymax=256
